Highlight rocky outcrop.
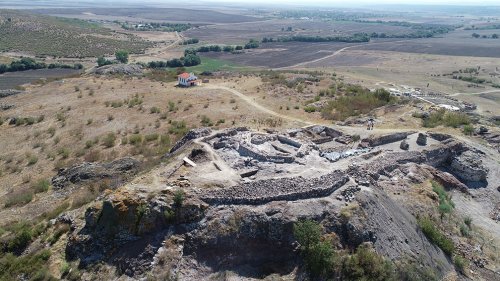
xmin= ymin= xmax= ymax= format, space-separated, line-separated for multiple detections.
xmin=169 ymin=128 xmax=212 ymax=154
xmin=362 ymin=131 xmax=415 ymax=147
xmin=0 ymin=89 xmax=23 ymax=98
xmin=66 ymin=190 xmax=208 ymax=271
xmin=416 ymin=133 xmax=427 ymax=146
xmin=51 ymin=157 xmax=140 ymax=189
xmin=201 ymin=170 xmax=349 ymax=205
xmin=450 ymin=151 xmax=489 ymax=182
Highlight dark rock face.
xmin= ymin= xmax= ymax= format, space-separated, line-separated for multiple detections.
xmin=66 ymin=190 xmax=208 ymax=273
xmin=51 ymin=157 xmax=140 ymax=189
xmin=400 ymin=140 xmax=409 ymax=150
xmin=416 ymin=133 xmax=427 ymax=146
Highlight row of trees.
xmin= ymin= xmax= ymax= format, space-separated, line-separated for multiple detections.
xmin=184 ymin=39 xmax=260 ymax=55
xmin=181 ymin=38 xmax=199 ymax=45
xmin=147 ymin=54 xmax=201 ymax=69
xmin=472 ymin=33 xmax=499 ymax=39
xmin=0 ymin=58 xmax=83 ymax=74
xmin=262 ymin=33 xmax=370 ymax=43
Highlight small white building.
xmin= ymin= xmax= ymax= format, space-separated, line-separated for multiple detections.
xmin=178 ymin=72 xmax=198 ymax=87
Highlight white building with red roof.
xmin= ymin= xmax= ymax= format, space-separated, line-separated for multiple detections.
xmin=177 ymin=72 xmax=198 ymax=87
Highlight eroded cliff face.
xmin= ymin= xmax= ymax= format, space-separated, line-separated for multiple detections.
xmin=57 ymin=128 xmax=499 ymax=280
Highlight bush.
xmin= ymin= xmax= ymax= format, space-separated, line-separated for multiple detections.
xmin=27 ymin=155 xmax=38 ymax=165
xmin=128 ymin=134 xmax=143 ymax=145
xmin=464 ymin=217 xmax=472 ymax=227
xmin=0 ymin=249 xmax=53 ymax=280
xmin=294 ymin=220 xmax=321 ymax=251
xmin=432 ymin=181 xmax=454 ymax=216
xmin=33 ymin=179 xmax=50 ymax=193
xmin=173 ymin=189 xmax=185 ymax=208
xmin=102 ymin=132 xmax=116 ymax=148
xmin=145 ymin=133 xmax=159 ymax=142
xmin=454 ymin=256 xmax=467 ymax=274
xmin=304 ymin=106 xmax=316 ymax=113
xmin=201 ymin=115 xmax=213 ymax=127
xmin=5 ymin=191 xmax=33 ymax=208
xmin=150 ymin=106 xmax=161 ymax=114
xmin=422 ymin=109 xmax=471 ymax=128
xmin=341 ymin=243 xmax=395 ymax=281
xmin=463 ymin=124 xmax=474 ymax=135
xmin=418 ymin=217 xmax=454 ymax=255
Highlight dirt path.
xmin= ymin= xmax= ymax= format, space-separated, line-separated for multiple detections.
xmin=204 ymin=84 xmax=316 ymax=126
xmin=450 ymin=89 xmax=500 ymax=97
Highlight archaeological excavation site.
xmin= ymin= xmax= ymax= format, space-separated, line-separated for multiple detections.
xmin=42 ymin=125 xmax=498 ymax=280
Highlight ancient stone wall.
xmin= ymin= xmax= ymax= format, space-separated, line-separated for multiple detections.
xmin=201 ymin=171 xmax=349 ymax=205
xmin=277 ymin=135 xmax=302 ymax=148
xmin=237 ymin=143 xmax=294 ymax=163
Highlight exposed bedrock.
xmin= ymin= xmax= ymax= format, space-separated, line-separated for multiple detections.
xmin=66 ymin=190 xmax=208 ymax=272
xmin=184 ymin=188 xmax=452 ymax=279
xmin=51 ymin=157 xmax=140 ymax=189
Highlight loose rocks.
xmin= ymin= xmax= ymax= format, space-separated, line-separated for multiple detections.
xmin=416 ymin=133 xmax=427 ymax=146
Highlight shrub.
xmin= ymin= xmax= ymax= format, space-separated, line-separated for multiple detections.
xmin=422 ymin=110 xmax=471 ymax=128
xmin=169 ymin=120 xmax=188 ymax=136
xmin=454 ymin=256 xmax=467 ymax=274
xmin=150 ymin=106 xmax=161 ymax=114
xmin=418 ymin=217 xmax=454 ymax=255
xmin=459 ymin=224 xmax=470 ymax=237
xmin=464 ymin=217 xmax=472 ymax=227
xmin=4 ymin=191 xmax=33 ymax=208
xmin=107 ymin=114 xmax=114 ymax=121
xmin=102 ymin=132 xmax=116 ymax=148
xmin=145 ymin=133 xmax=159 ymax=142
xmin=57 ymin=147 xmax=70 ymax=159
xmin=27 ymin=155 xmax=38 ymax=165
xmin=173 ymin=189 xmax=185 ymax=208
xmin=33 ymin=179 xmax=50 ymax=193
xmin=463 ymin=124 xmax=474 ymax=135
xmin=432 ymin=181 xmax=454 ymax=216
xmin=201 ymin=115 xmax=213 ymax=127
xmin=304 ymin=106 xmax=316 ymax=113
xmin=352 ymin=134 xmax=361 ymax=142
xmin=47 ymin=127 xmax=56 ymax=137
xmin=341 ymin=243 xmax=395 ymax=281
xmin=84 ymin=150 xmax=101 ymax=162
xmin=129 ymin=134 xmax=143 ymax=145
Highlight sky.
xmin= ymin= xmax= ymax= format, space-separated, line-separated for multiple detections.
xmin=211 ymin=0 xmax=500 ymax=5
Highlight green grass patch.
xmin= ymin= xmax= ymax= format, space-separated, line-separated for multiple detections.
xmin=183 ymin=57 xmax=251 ymax=73
xmin=422 ymin=109 xmax=471 ymax=128
xmin=418 ymin=217 xmax=454 ymax=256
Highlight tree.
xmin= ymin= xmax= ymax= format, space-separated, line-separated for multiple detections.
xmin=471 ymin=33 xmax=480 ymax=38
xmin=492 ymin=33 xmax=499 ymax=39
xmin=183 ymin=54 xmax=201 ymax=67
xmin=294 ymin=220 xmax=321 ymax=251
xmin=115 ymin=50 xmax=129 ymax=63
xmin=97 ymin=57 xmax=106 ymax=67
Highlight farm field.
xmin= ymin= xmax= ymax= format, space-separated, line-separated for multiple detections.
xmin=0 ymin=10 xmax=152 ymax=57
xmin=202 ymin=42 xmax=359 ymax=68
xmin=30 ymin=8 xmax=264 ymax=24
xmin=0 ymin=68 xmax=82 ymax=90
xmin=184 ymin=19 xmax=425 ymax=44
xmin=356 ymin=30 xmax=500 ymax=58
